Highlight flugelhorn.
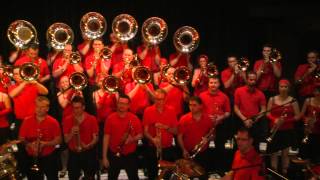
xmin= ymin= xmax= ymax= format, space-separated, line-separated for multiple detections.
xmin=46 ymin=22 xmax=74 ymax=51
xmin=173 ymin=66 xmax=191 ymax=85
xmin=133 ymin=66 xmax=152 ymax=84
xmin=142 ymin=17 xmax=168 ymax=45
xmin=80 ymin=12 xmax=107 ymax=40
xmin=102 ymin=75 xmax=120 ymax=93
xmin=69 ymin=72 xmax=88 ymax=90
xmin=19 ymin=62 xmax=40 ymax=81
xmin=7 ymin=20 xmax=38 ymax=49
xmin=112 ymin=14 xmax=138 ymax=42
xmin=173 ymin=26 xmax=200 ymax=53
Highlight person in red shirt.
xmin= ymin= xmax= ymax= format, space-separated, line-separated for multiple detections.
xmin=221 ymin=127 xmax=265 ymax=180
xmin=0 ymin=91 xmax=11 ymax=145
xmin=63 ymin=95 xmax=99 ymax=180
xmin=19 ymin=96 xmax=62 ymax=180
xmin=0 ymin=66 xmax=12 ymax=93
xmin=137 ymin=41 xmax=161 ymax=72
xmin=191 ymin=54 xmax=211 ymax=96
xmin=14 ymin=43 xmax=51 ymax=84
xmin=108 ymin=33 xmax=128 ymax=75
xmin=253 ymin=44 xmax=281 ymax=98
xmin=102 ymin=94 xmax=143 ymax=180
xmin=153 ymin=58 xmax=169 ymax=88
xmin=266 ymin=79 xmax=300 ymax=175
xmin=221 ymin=54 xmax=246 ymax=98
xmin=143 ymin=89 xmax=178 ymax=179
xmin=177 ymin=96 xmax=214 ymax=175
xmin=169 ymin=51 xmax=192 ymax=70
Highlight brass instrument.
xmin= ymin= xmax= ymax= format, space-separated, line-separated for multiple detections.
xmin=133 ymin=66 xmax=152 ymax=84
xmin=269 ymin=48 xmax=282 ymax=63
xmin=74 ymin=118 xmax=82 ymax=152
xmin=302 ymin=110 xmax=317 ymax=144
xmin=116 ymin=119 xmax=133 ymax=157
xmin=19 ymin=62 xmax=40 ymax=81
xmin=2 ymin=65 xmax=13 ymax=78
xmin=266 ymin=108 xmax=288 ymax=143
xmin=173 ymin=66 xmax=191 ymax=85
xmin=236 ymin=57 xmax=250 ymax=72
xmin=100 ymin=47 xmax=112 ymax=60
xmin=156 ymin=126 xmax=162 ymax=160
xmin=102 ymin=75 xmax=120 ymax=93
xmin=207 ymin=62 xmax=219 ymax=77
xmin=46 ymin=22 xmax=74 ymax=51
xmin=173 ymin=26 xmax=200 ymax=53
xmin=190 ymin=127 xmax=215 ymax=159
xmin=69 ymin=72 xmax=88 ymax=91
xmin=7 ymin=20 xmax=38 ymax=49
xmin=142 ymin=17 xmax=168 ymax=45
xmin=31 ymin=129 xmax=42 ymax=172
xmin=128 ymin=55 xmax=141 ymax=68
xmin=161 ymin=64 xmax=171 ymax=78
xmin=112 ymin=14 xmax=138 ymax=42
xmin=70 ymin=51 xmax=81 ymax=64
xmin=80 ymin=12 xmax=107 ymax=40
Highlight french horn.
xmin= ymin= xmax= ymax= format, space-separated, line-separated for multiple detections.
xmin=7 ymin=20 xmax=38 ymax=49
xmin=46 ymin=22 xmax=74 ymax=51
xmin=112 ymin=14 xmax=138 ymax=42
xmin=80 ymin=12 xmax=107 ymax=40
xmin=142 ymin=17 xmax=167 ymax=45
xmin=173 ymin=26 xmax=200 ymax=53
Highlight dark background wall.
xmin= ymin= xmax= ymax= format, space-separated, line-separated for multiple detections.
xmin=1 ymin=0 xmax=320 ymax=81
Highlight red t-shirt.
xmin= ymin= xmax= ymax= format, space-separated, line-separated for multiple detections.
xmin=178 ymin=113 xmax=213 ymax=152
xmin=254 ymin=59 xmax=281 ymax=92
xmin=234 ymin=86 xmax=266 ymax=119
xmin=9 ymin=83 xmax=39 ymax=120
xmin=143 ymin=105 xmax=178 ymax=148
xmin=137 ymin=45 xmax=160 ymax=72
xmin=96 ymin=92 xmax=117 ymax=123
xmin=84 ymin=54 xmax=107 ymax=85
xmin=52 ymin=57 xmax=77 ymax=84
xmin=267 ymin=103 xmax=295 ymax=130
xmin=110 ymin=44 xmax=125 ymax=74
xmin=19 ymin=115 xmax=61 ymax=157
xmin=104 ymin=112 xmax=142 ymax=155
xmin=231 ymin=148 xmax=265 ymax=180
xmin=159 ymin=82 xmax=184 ymax=117
xmin=14 ymin=56 xmax=50 ymax=79
xmin=0 ymin=101 xmax=11 ymax=128
xmin=63 ymin=112 xmax=99 ymax=152
xmin=0 ymin=76 xmax=11 ymax=93
xmin=169 ymin=53 xmax=189 ymax=68
xmin=221 ymin=67 xmax=245 ymax=96
xmin=199 ymin=90 xmax=231 ymax=116
xmin=294 ymin=64 xmax=320 ymax=97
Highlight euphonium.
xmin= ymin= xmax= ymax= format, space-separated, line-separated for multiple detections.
xmin=173 ymin=26 xmax=200 ymax=53
xmin=80 ymin=12 xmax=107 ymax=40
xmin=266 ymin=108 xmax=287 ymax=143
xmin=142 ymin=17 xmax=168 ymax=45
xmin=269 ymin=48 xmax=282 ymax=63
xmin=112 ymin=14 xmax=138 ymax=42
xmin=207 ymin=62 xmax=219 ymax=77
xmin=102 ymin=75 xmax=120 ymax=93
xmin=19 ymin=62 xmax=40 ymax=81
xmin=70 ymin=51 xmax=81 ymax=64
xmin=7 ymin=20 xmax=38 ymax=49
xmin=69 ymin=72 xmax=88 ymax=90
xmin=46 ymin=22 xmax=74 ymax=51
xmin=236 ymin=57 xmax=250 ymax=72
xmin=133 ymin=66 xmax=152 ymax=84
xmin=173 ymin=66 xmax=191 ymax=85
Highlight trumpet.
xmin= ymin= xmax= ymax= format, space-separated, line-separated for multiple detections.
xmin=173 ymin=66 xmax=191 ymax=85
xmin=70 ymin=51 xmax=81 ymax=64
xmin=142 ymin=17 xmax=168 ymax=45
xmin=46 ymin=22 xmax=74 ymax=51
xmin=7 ymin=20 xmax=38 ymax=49
xmin=80 ymin=12 xmax=107 ymax=40
xmin=112 ymin=14 xmax=138 ymax=42
xmin=102 ymin=75 xmax=120 ymax=93
xmin=190 ymin=127 xmax=215 ymax=159
xmin=19 ymin=62 xmax=40 ymax=81
xmin=31 ymin=129 xmax=42 ymax=173
xmin=133 ymin=66 xmax=152 ymax=84
xmin=266 ymin=108 xmax=288 ymax=143
xmin=302 ymin=110 xmax=317 ymax=144
xmin=173 ymin=26 xmax=200 ymax=53
xmin=116 ymin=119 xmax=133 ymax=157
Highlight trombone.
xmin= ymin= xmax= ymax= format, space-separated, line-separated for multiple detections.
xmin=116 ymin=119 xmax=133 ymax=157
xmin=173 ymin=66 xmax=191 ymax=85
xmin=266 ymin=108 xmax=288 ymax=143
xmin=190 ymin=127 xmax=215 ymax=159
xmin=133 ymin=66 xmax=152 ymax=84
xmin=19 ymin=62 xmax=40 ymax=81
xmin=102 ymin=75 xmax=120 ymax=93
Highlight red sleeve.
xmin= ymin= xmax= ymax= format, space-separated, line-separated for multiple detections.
xmin=224 ymin=94 xmax=231 ymax=112
xmin=133 ymin=116 xmax=143 ymax=135
xmin=84 ymin=56 xmax=93 ymax=70
xmin=294 ymin=65 xmax=307 ymax=80
xmin=178 ymin=116 xmax=186 ymax=134
xmin=259 ymin=91 xmax=267 ymax=106
xmin=19 ymin=119 xmax=28 ymax=138
xmin=91 ymin=116 xmax=99 ymax=134
xmin=221 ymin=69 xmax=230 ymax=84
xmin=234 ymin=88 xmax=240 ymax=106
xmin=41 ymin=60 xmax=50 ymax=76
xmin=142 ymin=108 xmax=151 ymax=127
xmin=253 ymin=60 xmax=261 ymax=72
xmin=104 ymin=115 xmax=113 ymax=135
xmin=52 ymin=58 xmax=62 ymax=72
xmin=0 ymin=108 xmax=11 ymax=116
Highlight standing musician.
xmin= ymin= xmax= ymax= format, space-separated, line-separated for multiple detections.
xmin=14 ymin=43 xmax=51 ymax=84
xmin=102 ymin=94 xmax=143 ymax=180
xmin=137 ymin=40 xmax=161 ymax=73
xmin=191 ymin=54 xmax=210 ymax=96
xmin=63 ymin=96 xmax=99 ymax=180
xmin=143 ymin=89 xmax=178 ymax=179
xmin=112 ymin=48 xmax=135 ymax=82
xmin=19 ymin=96 xmax=62 ymax=180
xmin=153 ymin=58 xmax=169 ymax=88
xmin=253 ymin=44 xmax=281 ymax=98
xmin=266 ymin=79 xmax=300 ymax=175
xmin=177 ymin=96 xmax=215 ymax=176
xmin=221 ymin=127 xmax=265 ymax=180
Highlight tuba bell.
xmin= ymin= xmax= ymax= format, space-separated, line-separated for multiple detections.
xmin=80 ymin=12 xmax=107 ymax=40
xmin=173 ymin=26 xmax=200 ymax=53
xmin=102 ymin=75 xmax=120 ymax=93
xmin=133 ymin=66 xmax=152 ymax=84
xmin=69 ymin=72 xmax=88 ymax=90
xmin=19 ymin=63 xmax=40 ymax=81
xmin=174 ymin=66 xmax=191 ymax=85
xmin=46 ymin=22 xmax=74 ymax=51
xmin=7 ymin=20 xmax=38 ymax=49
xmin=112 ymin=14 xmax=138 ymax=42
xmin=70 ymin=51 xmax=81 ymax=64
xmin=142 ymin=17 xmax=168 ymax=45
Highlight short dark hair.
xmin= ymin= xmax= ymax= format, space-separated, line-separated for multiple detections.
xmin=118 ymin=94 xmax=131 ymax=103
xmin=262 ymin=43 xmax=273 ymax=49
xmin=246 ymin=71 xmax=257 ymax=78
xmin=71 ymin=95 xmax=85 ymax=105
xmin=189 ymin=96 xmax=202 ymax=105
xmin=197 ymin=54 xmax=209 ymax=62
xmin=28 ymin=42 xmax=39 ymax=50
xmin=36 ymin=95 xmax=50 ymax=105
xmin=237 ymin=126 xmax=253 ymax=139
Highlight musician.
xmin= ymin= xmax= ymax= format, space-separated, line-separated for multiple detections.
xmin=0 ymin=66 xmax=11 ymax=93
xmin=112 ymin=48 xmax=134 ymax=79
xmin=102 ymin=94 xmax=143 ymax=180
xmin=14 ymin=43 xmax=51 ymax=84
xmin=266 ymin=79 xmax=300 ymax=175
xmin=221 ymin=127 xmax=265 ymax=180
xmin=0 ymin=91 xmax=11 ymax=145
xmin=137 ymin=40 xmax=161 ymax=72
xmin=221 ymin=54 xmax=246 ymax=98
xmin=234 ymin=71 xmax=267 ymax=148
xmin=253 ymin=44 xmax=281 ymax=98
xmin=169 ymin=51 xmax=192 ymax=70
xmin=63 ymin=96 xmax=99 ymax=180
xmin=143 ymin=89 xmax=178 ymax=179
xmin=294 ymin=50 xmax=320 ymax=102
xmin=153 ymin=58 xmax=169 ymax=88
xmin=52 ymin=44 xmax=84 ymax=86
xmin=177 ymin=96 xmax=214 ymax=175
xmin=160 ymin=66 xmax=190 ymax=118
xmin=108 ymin=33 xmax=128 ymax=75
xmin=19 ymin=96 xmax=62 ymax=180
xmin=191 ymin=54 xmax=210 ymax=96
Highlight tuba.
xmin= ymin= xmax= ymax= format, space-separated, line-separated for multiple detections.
xmin=102 ymin=75 xmax=120 ymax=93
xmin=7 ymin=20 xmax=38 ymax=49
xmin=112 ymin=14 xmax=138 ymax=42
xmin=173 ymin=26 xmax=200 ymax=53
xmin=46 ymin=22 xmax=74 ymax=51
xmin=133 ymin=66 xmax=152 ymax=84
xmin=236 ymin=57 xmax=250 ymax=72
xmin=80 ymin=12 xmax=107 ymax=40
xmin=69 ymin=72 xmax=88 ymax=90
xmin=142 ymin=17 xmax=168 ymax=45
xmin=19 ymin=63 xmax=40 ymax=81
xmin=174 ymin=66 xmax=191 ymax=85
xmin=70 ymin=51 xmax=81 ymax=64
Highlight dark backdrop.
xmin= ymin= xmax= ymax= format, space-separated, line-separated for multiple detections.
xmin=1 ymin=0 xmax=320 ymax=82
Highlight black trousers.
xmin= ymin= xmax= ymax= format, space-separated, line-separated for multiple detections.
xmin=68 ymin=148 xmax=97 ymax=180
xmin=107 ymin=151 xmax=139 ymax=180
